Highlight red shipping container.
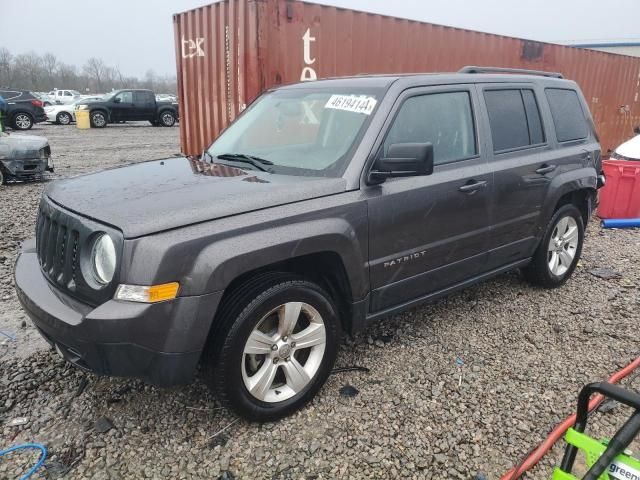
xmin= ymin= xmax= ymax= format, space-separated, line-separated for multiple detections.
xmin=173 ymin=0 xmax=640 ymax=158
xmin=598 ymin=159 xmax=640 ymax=219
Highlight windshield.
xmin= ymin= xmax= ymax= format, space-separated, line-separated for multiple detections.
xmin=207 ymin=87 xmax=383 ymax=177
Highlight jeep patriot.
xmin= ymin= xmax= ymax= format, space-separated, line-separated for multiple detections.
xmin=15 ymin=67 xmax=603 ymax=420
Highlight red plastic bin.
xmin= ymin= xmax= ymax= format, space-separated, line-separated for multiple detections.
xmin=598 ymin=159 xmax=640 ymax=219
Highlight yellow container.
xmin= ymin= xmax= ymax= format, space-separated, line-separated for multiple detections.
xmin=75 ymin=110 xmax=90 ymax=129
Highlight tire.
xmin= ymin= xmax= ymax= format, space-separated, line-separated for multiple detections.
xmin=523 ymin=204 xmax=584 ymax=288
xmin=0 ymin=167 xmax=5 ymax=185
xmin=159 ymin=111 xmax=176 ymax=127
xmin=56 ymin=112 xmax=72 ymax=125
xmin=90 ymin=111 xmax=107 ymax=128
xmin=204 ymin=273 xmax=341 ymax=421
xmin=12 ymin=113 xmax=33 ymax=130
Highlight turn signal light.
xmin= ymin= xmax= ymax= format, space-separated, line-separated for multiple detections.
xmin=115 ymin=282 xmax=180 ymax=303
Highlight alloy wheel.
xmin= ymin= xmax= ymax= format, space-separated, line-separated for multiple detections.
xmin=15 ymin=114 xmax=32 ymax=129
xmin=242 ymin=301 xmax=326 ymax=403
xmin=92 ymin=113 xmax=106 ymax=127
xmin=547 ymin=216 xmax=579 ymax=276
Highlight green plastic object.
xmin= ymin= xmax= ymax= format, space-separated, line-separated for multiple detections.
xmin=551 ymin=428 xmax=640 ymax=480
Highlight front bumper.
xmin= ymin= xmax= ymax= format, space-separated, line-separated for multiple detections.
xmin=1 ymin=157 xmax=52 ymax=177
xmin=15 ymin=239 xmax=223 ymax=385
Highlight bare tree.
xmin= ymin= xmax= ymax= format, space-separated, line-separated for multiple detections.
xmin=0 ymin=48 xmax=177 ymax=94
xmin=83 ymin=57 xmax=107 ymax=92
xmin=0 ymin=48 xmax=14 ymax=87
xmin=42 ymin=53 xmax=59 ymax=86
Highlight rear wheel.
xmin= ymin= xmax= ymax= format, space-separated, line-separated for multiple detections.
xmin=90 ymin=111 xmax=107 ymax=128
xmin=159 ymin=111 xmax=176 ymax=127
xmin=523 ymin=204 xmax=584 ymax=288
xmin=0 ymin=167 xmax=5 ymax=185
xmin=56 ymin=112 xmax=72 ymax=125
xmin=12 ymin=113 xmax=33 ymax=130
xmin=204 ymin=273 xmax=340 ymax=421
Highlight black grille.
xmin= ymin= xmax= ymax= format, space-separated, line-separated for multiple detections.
xmin=35 ymin=197 xmax=122 ymax=306
xmin=36 ymin=206 xmax=80 ymax=291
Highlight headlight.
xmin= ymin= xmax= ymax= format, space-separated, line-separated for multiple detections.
xmin=91 ymin=234 xmax=116 ymax=284
xmin=77 ymin=104 xmax=89 ymax=110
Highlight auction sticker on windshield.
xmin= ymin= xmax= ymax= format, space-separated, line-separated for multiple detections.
xmin=325 ymin=95 xmax=377 ymax=115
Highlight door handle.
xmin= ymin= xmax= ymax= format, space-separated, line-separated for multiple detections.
xmin=458 ymin=180 xmax=488 ymax=193
xmin=536 ymin=164 xmax=557 ymax=175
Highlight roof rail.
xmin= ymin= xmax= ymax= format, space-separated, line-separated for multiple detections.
xmin=458 ymin=66 xmax=563 ymax=79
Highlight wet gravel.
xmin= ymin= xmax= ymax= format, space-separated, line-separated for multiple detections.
xmin=1 ymin=123 xmax=639 ymax=479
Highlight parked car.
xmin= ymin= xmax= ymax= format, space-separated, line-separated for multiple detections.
xmin=47 ymin=89 xmax=82 ymax=105
xmin=0 ymin=132 xmax=53 ymax=184
xmin=15 ymin=68 xmax=603 ymax=421
xmin=610 ymin=134 xmax=640 ymax=161
xmin=75 ymin=89 xmax=179 ymax=128
xmin=45 ymin=96 xmax=104 ymax=125
xmin=0 ymin=89 xmax=47 ymax=130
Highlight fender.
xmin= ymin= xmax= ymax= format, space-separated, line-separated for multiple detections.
xmin=188 ymin=217 xmax=368 ymax=299
xmin=539 ymin=166 xmax=597 ymax=228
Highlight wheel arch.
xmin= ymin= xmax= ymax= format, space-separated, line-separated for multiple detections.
xmin=542 ymin=167 xmax=598 ymax=228
xmin=214 ymin=251 xmax=355 ymax=335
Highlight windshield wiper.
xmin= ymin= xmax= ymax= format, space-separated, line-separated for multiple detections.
xmin=216 ymin=153 xmax=273 ymax=172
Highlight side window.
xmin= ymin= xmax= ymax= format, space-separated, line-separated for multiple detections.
xmin=115 ymin=91 xmax=133 ymax=104
xmin=545 ymin=88 xmax=588 ymax=142
xmin=134 ymin=91 xmax=154 ymax=104
xmin=384 ymin=91 xmax=476 ymax=165
xmin=484 ymin=90 xmax=529 ymax=151
xmin=64 ymin=91 xmax=72 ymax=97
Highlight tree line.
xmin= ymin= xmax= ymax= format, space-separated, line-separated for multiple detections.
xmin=0 ymin=48 xmax=177 ymax=94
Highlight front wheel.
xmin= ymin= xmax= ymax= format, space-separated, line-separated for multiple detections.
xmin=204 ymin=274 xmax=340 ymax=421
xmin=90 ymin=111 xmax=107 ymax=128
xmin=523 ymin=204 xmax=584 ymax=288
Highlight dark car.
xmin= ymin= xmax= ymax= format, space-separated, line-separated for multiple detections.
xmin=0 ymin=132 xmax=53 ymax=184
xmin=75 ymin=89 xmax=179 ymax=128
xmin=0 ymin=89 xmax=48 ymax=130
xmin=15 ymin=67 xmax=603 ymax=421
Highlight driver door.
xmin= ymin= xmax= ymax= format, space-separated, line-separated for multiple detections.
xmin=366 ymin=86 xmax=492 ymax=312
xmin=111 ymin=91 xmax=134 ymax=121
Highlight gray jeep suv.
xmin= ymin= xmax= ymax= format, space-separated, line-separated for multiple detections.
xmin=15 ymin=67 xmax=603 ymax=420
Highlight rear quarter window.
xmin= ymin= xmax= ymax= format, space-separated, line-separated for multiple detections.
xmin=545 ymin=88 xmax=588 ymax=142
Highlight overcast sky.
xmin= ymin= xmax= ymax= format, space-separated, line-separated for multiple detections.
xmin=2 ymin=0 xmax=638 ymax=77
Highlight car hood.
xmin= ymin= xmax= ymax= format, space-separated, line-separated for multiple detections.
xmin=0 ymin=133 xmax=49 ymax=160
xmin=615 ymin=134 xmax=640 ymax=160
xmin=45 ymin=157 xmax=348 ymax=238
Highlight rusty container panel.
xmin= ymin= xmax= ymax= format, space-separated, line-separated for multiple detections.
xmin=174 ymin=0 xmax=640 ymax=157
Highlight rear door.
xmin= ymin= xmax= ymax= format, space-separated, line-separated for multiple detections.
xmin=478 ymin=83 xmax=557 ymax=270
xmin=366 ymin=85 xmax=492 ymax=313
xmin=133 ymin=91 xmax=156 ymax=121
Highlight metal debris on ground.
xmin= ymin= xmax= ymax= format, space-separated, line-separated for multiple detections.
xmin=94 ymin=417 xmax=114 ymax=434
xmin=339 ymin=385 xmax=359 ymax=398
xmin=588 ymin=267 xmax=622 ymax=280
xmin=7 ymin=417 xmax=28 ymax=426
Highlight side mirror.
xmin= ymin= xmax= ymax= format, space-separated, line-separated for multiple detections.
xmin=368 ymin=143 xmax=434 ymax=185
xmin=113 ymin=97 xmax=121 ymax=103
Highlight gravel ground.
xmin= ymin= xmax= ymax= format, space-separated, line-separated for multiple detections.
xmin=1 ymin=123 xmax=639 ymax=479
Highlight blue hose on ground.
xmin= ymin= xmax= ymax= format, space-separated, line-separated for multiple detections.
xmin=601 ymin=218 xmax=640 ymax=229
xmin=0 ymin=444 xmax=47 ymax=480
